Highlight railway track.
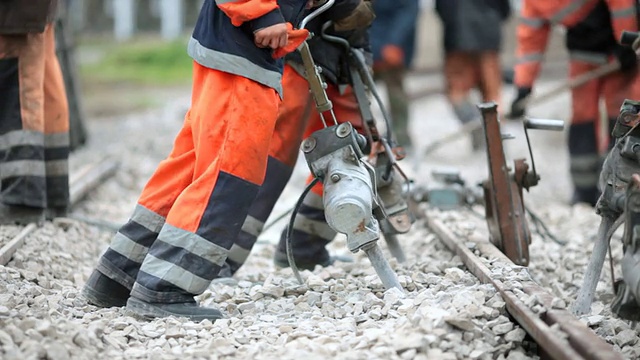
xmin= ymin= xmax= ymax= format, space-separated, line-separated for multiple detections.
xmin=418 ymin=204 xmax=624 ymax=360
xmin=0 ymin=156 xmax=119 ymax=267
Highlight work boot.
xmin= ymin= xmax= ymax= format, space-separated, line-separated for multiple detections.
xmin=273 ymin=250 xmax=352 ymax=270
xmin=82 ymin=269 xmax=130 ymax=308
xmin=611 ymin=280 xmax=640 ymax=321
xmin=126 ymin=297 xmax=224 ymax=322
xmin=0 ymin=203 xmax=45 ymax=226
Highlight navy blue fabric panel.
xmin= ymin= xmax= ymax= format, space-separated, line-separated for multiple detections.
xmin=196 ymin=170 xmax=259 ymax=250
xmin=133 ymin=271 xmax=198 ymax=303
xmin=119 ymin=220 xmax=160 ymax=249
xmin=0 ymin=57 xmax=22 ymax=134
xmin=45 ymin=175 xmax=69 ymax=207
xmin=247 ymin=156 xmax=293 ymax=221
xmin=102 ymin=248 xmax=145 ymax=280
xmin=148 ymin=239 xmax=220 ymax=281
xmin=569 ymin=122 xmax=598 ymax=155
xmin=44 ymin=145 xmax=69 ymax=161
xmin=234 ymin=231 xmax=257 ymax=254
xmin=296 ymin=203 xmax=327 ymax=222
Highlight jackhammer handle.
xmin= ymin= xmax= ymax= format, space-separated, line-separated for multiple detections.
xmin=524 ymin=118 xmax=564 ymax=131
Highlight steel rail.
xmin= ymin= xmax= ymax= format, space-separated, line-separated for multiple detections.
xmin=424 ymin=210 xmax=623 ymax=360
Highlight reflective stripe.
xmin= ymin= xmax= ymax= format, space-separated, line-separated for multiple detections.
xmin=572 ymin=173 xmax=600 ymax=187
xmin=187 ymin=37 xmax=283 ymax=97
xmin=516 ymin=53 xmax=544 ymax=64
xmin=215 ymin=0 xmax=236 ymax=4
xmin=45 ymin=159 xmax=68 ymax=177
xmin=570 ymin=154 xmax=601 ymax=170
xmin=227 ymin=243 xmax=251 ymax=263
xmin=612 ymin=7 xmax=636 ymax=18
xmin=158 ymin=223 xmax=228 ymax=266
xmin=550 ymin=0 xmax=589 ymax=24
xmin=132 ymin=204 xmax=166 ymax=233
xmin=140 ymin=254 xmax=211 ymax=295
xmin=569 ymin=51 xmax=608 ymax=65
xmin=241 ymin=215 xmax=264 ymax=237
xmin=293 ymin=216 xmax=336 ymax=241
xmin=45 ymin=133 xmax=70 ymax=148
xmin=302 ymin=191 xmax=324 ymax=210
xmin=0 ymin=160 xmax=45 ymax=178
xmin=0 ymin=130 xmax=42 ymax=150
xmin=110 ymin=232 xmax=149 ymax=263
xmin=0 ymin=130 xmax=69 ymax=150
xmin=519 ymin=16 xmax=546 ymax=28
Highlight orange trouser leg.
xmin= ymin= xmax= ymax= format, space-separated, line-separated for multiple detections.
xmin=0 ymin=24 xmax=69 ymax=208
xmin=568 ymin=60 xmax=602 ymax=201
xmin=443 ymin=51 xmax=486 ymax=126
xmin=99 ymin=64 xmax=280 ymax=302
xmin=225 ymin=65 xmax=313 ymax=271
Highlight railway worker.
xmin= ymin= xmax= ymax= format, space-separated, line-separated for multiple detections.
xmin=216 ymin=0 xmax=375 ymax=277
xmin=0 ymin=0 xmax=70 ymax=225
xmin=369 ymin=0 xmax=419 ymax=153
xmin=508 ymin=0 xmax=640 ymax=207
xmin=434 ymin=0 xmax=512 ymax=151
xmin=82 ymin=0 xmax=376 ymax=322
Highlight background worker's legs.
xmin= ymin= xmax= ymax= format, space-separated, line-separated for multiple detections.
xmin=443 ymin=51 xmax=484 ymax=150
xmin=569 ymin=61 xmax=602 ymax=206
xmin=374 ymin=66 xmax=411 ymax=150
xmin=477 ymin=51 xmax=503 ymax=106
xmin=221 ymin=66 xmax=312 ymax=276
xmin=0 ymin=26 xmax=68 ymax=212
xmin=274 ymin=83 xmax=364 ymax=269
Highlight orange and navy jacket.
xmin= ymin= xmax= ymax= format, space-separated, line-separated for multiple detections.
xmin=515 ymin=0 xmax=638 ymax=89
xmin=188 ymin=0 xmax=308 ymax=97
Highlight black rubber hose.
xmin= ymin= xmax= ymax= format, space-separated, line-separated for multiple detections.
xmin=287 ymin=177 xmax=321 ymax=284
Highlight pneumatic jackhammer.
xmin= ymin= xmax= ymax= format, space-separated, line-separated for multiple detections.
xmin=285 ymin=0 xmax=413 ymax=291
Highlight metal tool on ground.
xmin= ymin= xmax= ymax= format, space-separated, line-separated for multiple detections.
xmin=286 ymin=2 xmax=411 ymax=291
xmin=572 ymin=99 xmax=640 ymax=316
xmin=423 ymin=61 xmax=621 ymax=156
xmin=409 ymin=168 xmax=483 ymax=211
xmin=478 ymin=102 xmax=564 ymax=266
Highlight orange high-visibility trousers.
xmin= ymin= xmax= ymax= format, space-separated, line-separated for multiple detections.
xmin=0 ymin=24 xmax=69 ymax=208
xmin=97 ymin=62 xmax=280 ymax=303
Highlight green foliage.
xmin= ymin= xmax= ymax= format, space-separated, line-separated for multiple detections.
xmin=80 ymin=38 xmax=192 ymax=86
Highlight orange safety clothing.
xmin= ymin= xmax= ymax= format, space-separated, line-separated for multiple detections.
xmin=96 ymin=63 xmax=281 ymax=303
xmin=0 ymin=24 xmax=69 ymax=208
xmin=444 ymin=51 xmax=503 ymax=108
xmin=515 ymin=0 xmax=638 ymax=89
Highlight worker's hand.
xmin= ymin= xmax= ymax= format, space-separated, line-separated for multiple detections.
xmin=507 ymin=87 xmax=532 ymax=119
xmin=613 ymin=44 xmax=638 ymax=73
xmin=333 ymin=0 xmax=375 ymax=32
xmin=254 ymin=23 xmax=289 ymax=49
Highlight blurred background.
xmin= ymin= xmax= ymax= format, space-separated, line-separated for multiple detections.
xmin=62 ymin=0 xmax=569 ymax=120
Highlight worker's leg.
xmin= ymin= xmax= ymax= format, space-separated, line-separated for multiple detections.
xmin=128 ymin=66 xmax=279 ymax=313
xmin=274 ymin=83 xmax=364 ymax=269
xmin=221 ymin=65 xmax=312 ymax=276
xmin=374 ymin=64 xmax=411 ymax=150
xmin=477 ymin=51 xmax=503 ymax=107
xmin=42 ymin=24 xmax=70 ymax=217
xmin=444 ymin=51 xmax=483 ymax=150
xmin=569 ymin=61 xmax=602 ymax=207
xmin=0 ymin=28 xmax=49 ymax=224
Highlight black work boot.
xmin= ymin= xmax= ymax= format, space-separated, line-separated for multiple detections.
xmin=273 ymin=249 xmax=333 ymax=270
xmin=0 ymin=203 xmax=44 ymax=226
xmin=126 ymin=297 xmax=224 ymax=322
xmin=82 ymin=269 xmax=130 ymax=308
xmin=45 ymin=206 xmax=68 ymax=221
xmin=611 ymin=280 xmax=640 ymax=321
